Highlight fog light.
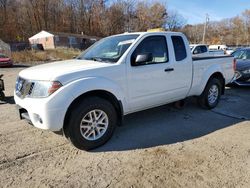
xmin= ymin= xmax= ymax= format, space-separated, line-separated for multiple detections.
xmin=38 ymin=117 xmax=43 ymax=124
xmin=34 ymin=114 xmax=43 ymax=124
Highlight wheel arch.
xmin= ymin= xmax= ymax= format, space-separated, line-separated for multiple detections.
xmin=63 ymin=90 xmax=124 ymax=130
xmin=207 ymin=72 xmax=225 ymax=94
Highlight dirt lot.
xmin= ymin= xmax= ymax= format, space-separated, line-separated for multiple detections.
xmin=0 ymin=66 xmax=250 ymax=188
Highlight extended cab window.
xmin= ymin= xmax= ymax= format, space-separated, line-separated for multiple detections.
xmin=171 ymin=36 xmax=187 ymax=61
xmin=131 ymin=36 xmax=168 ymax=66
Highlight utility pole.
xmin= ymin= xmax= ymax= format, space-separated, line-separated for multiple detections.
xmin=245 ymin=20 xmax=249 ymax=46
xmin=202 ymin=14 xmax=209 ymax=44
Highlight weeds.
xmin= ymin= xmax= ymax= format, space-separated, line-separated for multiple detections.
xmin=12 ymin=48 xmax=81 ymax=64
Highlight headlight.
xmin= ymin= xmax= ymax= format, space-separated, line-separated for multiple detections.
xmin=242 ymin=69 xmax=250 ymax=74
xmin=28 ymin=81 xmax=62 ymax=98
xmin=233 ymin=71 xmax=242 ymax=80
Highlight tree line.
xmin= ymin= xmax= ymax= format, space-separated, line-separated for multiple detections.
xmin=182 ymin=10 xmax=250 ymax=46
xmin=0 ymin=0 xmax=249 ymax=46
xmin=0 ymin=0 xmax=184 ymax=41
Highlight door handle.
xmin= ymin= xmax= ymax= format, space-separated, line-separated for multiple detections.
xmin=164 ymin=68 xmax=174 ymax=72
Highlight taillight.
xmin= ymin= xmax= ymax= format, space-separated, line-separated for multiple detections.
xmin=233 ymin=58 xmax=236 ymax=72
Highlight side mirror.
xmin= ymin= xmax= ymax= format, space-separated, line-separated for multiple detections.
xmin=132 ymin=53 xmax=153 ymax=66
xmin=193 ymin=50 xmax=198 ymax=54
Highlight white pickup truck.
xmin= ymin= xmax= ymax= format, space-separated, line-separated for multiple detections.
xmin=14 ymin=32 xmax=235 ymax=150
xmin=190 ymin=44 xmax=225 ymax=57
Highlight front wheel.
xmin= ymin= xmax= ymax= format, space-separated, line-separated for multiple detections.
xmin=64 ymin=97 xmax=117 ymax=150
xmin=198 ymin=78 xmax=222 ymax=109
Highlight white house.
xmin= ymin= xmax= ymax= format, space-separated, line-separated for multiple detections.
xmin=29 ymin=30 xmax=99 ymax=50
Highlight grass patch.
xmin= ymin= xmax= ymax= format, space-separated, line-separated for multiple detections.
xmin=12 ymin=48 xmax=81 ymax=64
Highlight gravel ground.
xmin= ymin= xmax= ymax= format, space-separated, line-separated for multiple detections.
xmin=0 ymin=66 xmax=250 ymax=188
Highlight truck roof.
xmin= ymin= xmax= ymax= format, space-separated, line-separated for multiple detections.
xmin=114 ymin=31 xmax=182 ymax=37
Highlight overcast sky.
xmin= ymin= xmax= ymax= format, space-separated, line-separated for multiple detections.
xmin=166 ymin=0 xmax=250 ymax=24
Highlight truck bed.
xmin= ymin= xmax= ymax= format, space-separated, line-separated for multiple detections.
xmin=189 ymin=55 xmax=234 ymax=96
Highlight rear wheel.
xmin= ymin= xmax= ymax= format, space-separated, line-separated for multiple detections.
xmin=198 ymin=78 xmax=222 ymax=109
xmin=64 ymin=97 xmax=117 ymax=150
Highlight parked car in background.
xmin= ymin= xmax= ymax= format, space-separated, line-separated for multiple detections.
xmin=31 ymin=44 xmax=44 ymax=51
xmin=231 ymin=48 xmax=250 ymax=85
xmin=0 ymin=53 xmax=13 ymax=67
xmin=190 ymin=44 xmax=209 ymax=57
xmin=225 ymin=47 xmax=235 ymax=55
xmin=209 ymin=44 xmax=227 ymax=51
xmin=209 ymin=49 xmax=225 ymax=56
xmin=190 ymin=44 xmax=224 ymax=57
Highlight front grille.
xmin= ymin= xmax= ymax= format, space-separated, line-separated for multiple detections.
xmin=28 ymin=82 xmax=35 ymax=95
xmin=16 ymin=77 xmax=34 ymax=98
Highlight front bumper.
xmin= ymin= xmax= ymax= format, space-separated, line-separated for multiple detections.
xmin=14 ymin=92 xmax=69 ymax=131
xmin=233 ymin=80 xmax=250 ymax=86
xmin=16 ymin=105 xmax=32 ymax=123
xmin=0 ymin=61 xmax=13 ymax=67
xmin=231 ymin=71 xmax=250 ymax=86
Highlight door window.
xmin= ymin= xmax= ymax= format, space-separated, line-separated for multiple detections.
xmin=131 ymin=36 xmax=168 ymax=65
xmin=194 ymin=46 xmax=201 ymax=54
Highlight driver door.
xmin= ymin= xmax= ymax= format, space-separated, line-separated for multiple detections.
xmin=126 ymin=35 xmax=172 ymax=112
xmin=126 ymin=34 xmax=191 ymax=112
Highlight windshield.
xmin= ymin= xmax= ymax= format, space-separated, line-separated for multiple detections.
xmin=232 ymin=50 xmax=250 ymax=60
xmin=78 ymin=34 xmax=139 ymax=63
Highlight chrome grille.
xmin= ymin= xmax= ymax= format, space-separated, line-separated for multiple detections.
xmin=28 ymin=82 xmax=35 ymax=95
xmin=15 ymin=77 xmax=34 ymax=98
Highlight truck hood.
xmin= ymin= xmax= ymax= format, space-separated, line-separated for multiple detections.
xmin=19 ymin=59 xmax=114 ymax=81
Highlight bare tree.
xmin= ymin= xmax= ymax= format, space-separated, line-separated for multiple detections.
xmin=3 ymin=0 xmax=249 ymax=47
xmin=166 ymin=10 xmax=186 ymax=31
xmin=0 ymin=0 xmax=8 ymax=23
xmin=242 ymin=10 xmax=250 ymax=45
xmin=134 ymin=2 xmax=167 ymax=31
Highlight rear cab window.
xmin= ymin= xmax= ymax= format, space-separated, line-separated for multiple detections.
xmin=200 ymin=45 xmax=208 ymax=53
xmin=171 ymin=36 xmax=187 ymax=61
xmin=194 ymin=46 xmax=207 ymax=54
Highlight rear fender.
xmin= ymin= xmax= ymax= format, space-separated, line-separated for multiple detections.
xmin=195 ymin=64 xmax=223 ymax=96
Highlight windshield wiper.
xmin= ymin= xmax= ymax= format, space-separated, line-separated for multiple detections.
xmin=91 ymin=57 xmax=114 ymax=63
xmin=81 ymin=57 xmax=115 ymax=63
xmin=91 ymin=57 xmax=103 ymax=62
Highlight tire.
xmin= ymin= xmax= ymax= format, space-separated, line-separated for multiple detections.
xmin=0 ymin=91 xmax=5 ymax=101
xmin=198 ymin=78 xmax=222 ymax=109
xmin=64 ymin=97 xmax=117 ymax=150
